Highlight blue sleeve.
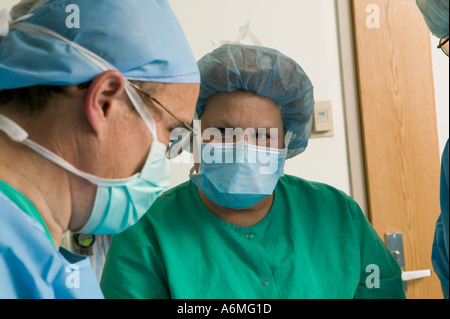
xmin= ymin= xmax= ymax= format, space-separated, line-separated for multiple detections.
xmin=432 ymin=140 xmax=449 ymax=299
xmin=0 ymin=195 xmax=58 ymax=298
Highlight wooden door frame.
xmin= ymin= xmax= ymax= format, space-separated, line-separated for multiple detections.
xmin=336 ymin=0 xmax=369 ymax=218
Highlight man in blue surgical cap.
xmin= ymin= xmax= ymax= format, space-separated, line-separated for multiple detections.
xmin=417 ymin=0 xmax=449 ymax=299
xmin=0 ymin=0 xmax=200 ymax=298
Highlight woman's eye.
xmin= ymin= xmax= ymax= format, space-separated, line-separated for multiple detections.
xmin=256 ymin=133 xmax=269 ymax=139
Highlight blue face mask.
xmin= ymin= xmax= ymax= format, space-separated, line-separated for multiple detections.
xmin=190 ymin=141 xmax=288 ymax=209
xmin=78 ymin=140 xmax=170 ymax=234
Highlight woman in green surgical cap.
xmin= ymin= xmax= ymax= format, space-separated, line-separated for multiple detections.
xmin=100 ymin=44 xmax=405 ymax=299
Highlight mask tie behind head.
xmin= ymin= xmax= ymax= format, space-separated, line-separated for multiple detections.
xmin=0 ymin=9 xmax=12 ymax=38
xmin=0 ymin=114 xmax=141 ymax=186
xmin=1 ymin=8 xmax=34 ymax=39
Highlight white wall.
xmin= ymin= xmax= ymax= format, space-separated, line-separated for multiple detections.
xmin=168 ymin=0 xmax=353 ymax=196
xmin=0 ymin=0 xmax=18 ymax=11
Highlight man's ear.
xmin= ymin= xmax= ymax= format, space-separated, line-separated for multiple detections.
xmin=84 ymin=70 xmax=126 ymax=134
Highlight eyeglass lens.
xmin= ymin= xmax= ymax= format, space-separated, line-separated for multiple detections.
xmin=439 ymin=36 xmax=449 ymax=56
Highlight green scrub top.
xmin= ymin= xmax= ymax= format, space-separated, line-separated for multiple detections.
xmin=100 ymin=175 xmax=405 ymax=299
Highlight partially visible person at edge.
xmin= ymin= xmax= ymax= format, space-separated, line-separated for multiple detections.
xmin=416 ymin=0 xmax=449 ymax=299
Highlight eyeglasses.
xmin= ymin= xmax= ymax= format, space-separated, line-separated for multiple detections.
xmin=437 ymin=34 xmax=449 ymax=57
xmin=129 ymin=82 xmax=197 ymax=159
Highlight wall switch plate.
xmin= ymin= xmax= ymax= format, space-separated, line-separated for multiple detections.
xmin=310 ymin=100 xmax=334 ymax=138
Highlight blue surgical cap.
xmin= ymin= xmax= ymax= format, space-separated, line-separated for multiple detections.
xmin=416 ymin=0 xmax=449 ymax=38
xmin=0 ymin=0 xmax=200 ymax=91
xmin=196 ymin=44 xmax=314 ymax=159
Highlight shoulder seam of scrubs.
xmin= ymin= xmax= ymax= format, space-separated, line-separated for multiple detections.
xmin=0 ymin=180 xmax=55 ymax=247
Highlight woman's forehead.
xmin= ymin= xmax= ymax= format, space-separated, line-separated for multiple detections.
xmin=202 ymin=91 xmax=283 ymax=127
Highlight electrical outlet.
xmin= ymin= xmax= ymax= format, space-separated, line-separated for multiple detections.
xmin=310 ymin=101 xmax=334 ymax=138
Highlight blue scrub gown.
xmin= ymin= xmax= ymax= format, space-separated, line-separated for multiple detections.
xmin=0 ymin=183 xmax=103 ymax=299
